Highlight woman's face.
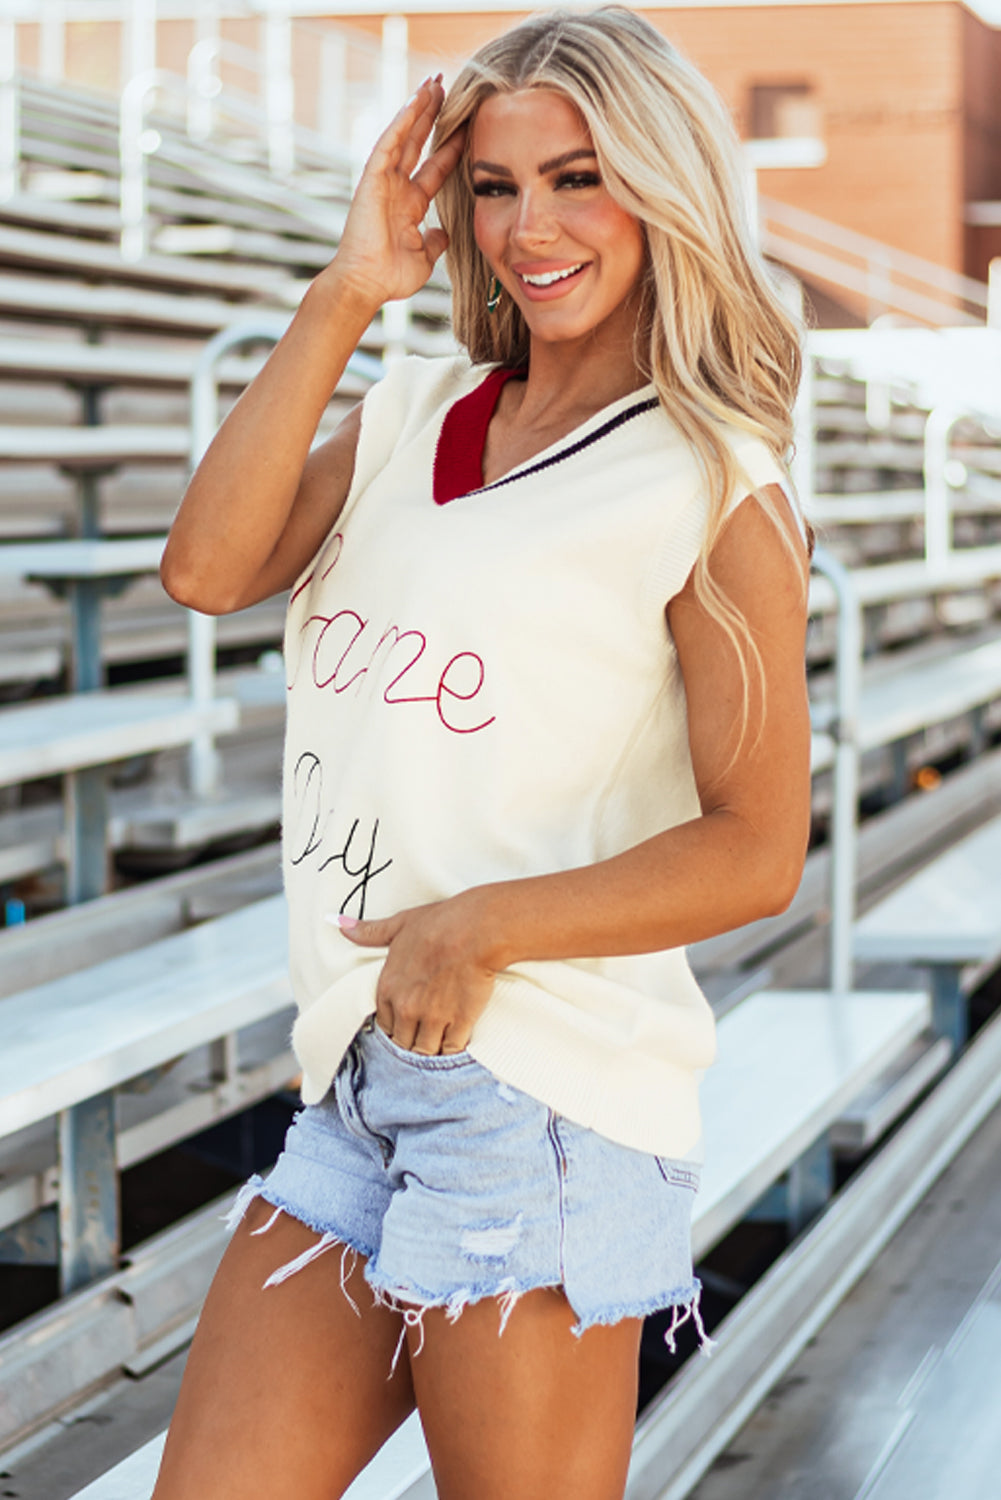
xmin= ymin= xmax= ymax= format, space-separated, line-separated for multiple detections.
xmin=470 ymin=89 xmax=647 ymax=352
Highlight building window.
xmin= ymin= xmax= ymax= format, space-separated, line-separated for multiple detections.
xmin=750 ymin=83 xmax=821 ymax=141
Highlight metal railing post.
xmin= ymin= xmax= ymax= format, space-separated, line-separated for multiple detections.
xmin=187 ymin=318 xmax=289 ymax=797
xmin=989 ymin=259 xmax=1001 ymax=330
xmin=263 ymin=3 xmax=295 ymax=178
xmin=380 ymin=14 xmax=410 ymax=360
xmin=39 ymin=0 xmax=66 ymax=84
xmin=125 ymin=0 xmax=156 ymax=88
xmin=187 ymin=31 xmax=220 ymax=143
xmin=923 ymin=406 xmax=958 ymax=569
xmin=0 ymin=16 xmax=18 ymax=203
xmin=120 ymin=68 xmax=170 ymax=262
xmin=319 ymin=29 xmax=347 ymax=148
xmin=811 ymin=545 xmax=861 ymax=996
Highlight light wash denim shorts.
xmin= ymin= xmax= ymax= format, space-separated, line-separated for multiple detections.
xmin=229 ymin=1017 xmax=710 ymax=1373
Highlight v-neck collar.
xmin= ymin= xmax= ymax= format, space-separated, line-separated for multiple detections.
xmin=435 ymin=368 xmax=659 ymax=505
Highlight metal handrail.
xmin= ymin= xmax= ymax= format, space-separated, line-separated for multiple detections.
xmin=186 ymin=319 xmax=384 ymax=797
xmin=810 ymin=544 xmax=861 ymax=996
xmin=184 ymin=52 xmax=353 ymax=175
xmin=187 ymin=31 xmax=293 ymax=178
xmin=119 ymin=67 xmax=189 ymax=261
xmin=762 ymin=196 xmax=990 ymax=311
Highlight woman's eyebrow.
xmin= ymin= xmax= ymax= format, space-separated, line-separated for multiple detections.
xmin=470 ymin=148 xmax=598 ymax=177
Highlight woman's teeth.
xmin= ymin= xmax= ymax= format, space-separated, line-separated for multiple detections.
xmin=519 ymin=264 xmax=586 ymax=286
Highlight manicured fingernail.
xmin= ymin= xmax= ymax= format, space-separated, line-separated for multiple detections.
xmin=335 ymin=914 xmax=360 ymax=930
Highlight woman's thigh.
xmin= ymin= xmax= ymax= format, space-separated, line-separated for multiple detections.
xmin=409 ymin=1287 xmax=643 ymax=1500
xmin=152 ymin=1198 xmax=416 ymax=1500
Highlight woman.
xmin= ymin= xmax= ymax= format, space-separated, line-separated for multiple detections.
xmin=155 ymin=8 xmax=811 ymax=1498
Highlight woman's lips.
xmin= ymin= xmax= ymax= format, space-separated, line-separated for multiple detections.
xmin=513 ymin=262 xmax=591 ymax=300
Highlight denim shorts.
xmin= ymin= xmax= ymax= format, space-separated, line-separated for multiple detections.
xmin=229 ymin=1017 xmax=710 ymax=1373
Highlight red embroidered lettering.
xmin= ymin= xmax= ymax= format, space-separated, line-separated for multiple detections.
xmin=436 ymin=652 xmax=496 ymax=733
xmin=382 ymin=629 xmax=437 ymax=706
xmin=289 ymin=532 xmax=343 ymax=607
xmin=309 ymin=609 xmax=367 ymax=689
xmin=294 ymin=536 xmax=495 ymax=733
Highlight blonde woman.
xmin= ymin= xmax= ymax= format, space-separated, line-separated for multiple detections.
xmin=155 ymin=8 xmax=812 ymax=1498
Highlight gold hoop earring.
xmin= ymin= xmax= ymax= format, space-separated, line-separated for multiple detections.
xmin=486 ymin=274 xmax=502 ymax=314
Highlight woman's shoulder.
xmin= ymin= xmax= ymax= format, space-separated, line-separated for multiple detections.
xmin=344 ymin=352 xmax=497 ymax=513
xmin=706 ymin=413 xmax=790 ymax=495
xmin=363 ymin=351 xmax=488 ymax=435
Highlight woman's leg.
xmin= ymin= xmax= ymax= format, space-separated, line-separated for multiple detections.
xmin=408 ymin=1286 xmax=642 ymax=1500
xmin=152 ymin=1198 xmax=416 ymax=1500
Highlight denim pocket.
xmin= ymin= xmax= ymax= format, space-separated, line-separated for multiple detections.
xmin=655 ymin=1157 xmax=701 ymax=1192
xmin=370 ymin=1020 xmax=477 ymax=1070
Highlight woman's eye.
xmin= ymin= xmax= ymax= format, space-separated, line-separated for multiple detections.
xmin=556 ymin=172 xmax=601 ymax=190
xmin=472 ymin=180 xmax=515 ymax=197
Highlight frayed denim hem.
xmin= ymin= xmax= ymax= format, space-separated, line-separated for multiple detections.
xmin=223 ymin=1179 xmax=714 ymax=1376
xmin=364 ymin=1268 xmax=564 ymax=1377
xmin=570 ymin=1278 xmax=715 ymax=1357
xmin=222 ymin=1174 xmax=377 ymax=1313
xmin=364 ymin=1268 xmax=716 ymax=1377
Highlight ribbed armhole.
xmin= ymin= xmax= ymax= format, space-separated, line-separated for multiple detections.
xmin=643 ymin=435 xmax=791 ymax=610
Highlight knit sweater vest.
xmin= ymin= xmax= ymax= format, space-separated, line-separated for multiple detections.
xmin=282 ymin=353 xmax=787 ymax=1158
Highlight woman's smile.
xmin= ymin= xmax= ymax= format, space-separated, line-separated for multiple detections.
xmin=471 ymin=90 xmax=646 ymax=344
xmin=512 ymin=260 xmax=592 ymax=298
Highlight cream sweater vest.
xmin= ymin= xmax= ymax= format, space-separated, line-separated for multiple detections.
xmin=282 ymin=354 xmax=787 ymax=1157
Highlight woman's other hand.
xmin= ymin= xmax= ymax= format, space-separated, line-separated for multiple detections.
xmin=332 ymin=76 xmax=466 ymax=308
xmin=330 ymin=892 xmax=498 ymax=1055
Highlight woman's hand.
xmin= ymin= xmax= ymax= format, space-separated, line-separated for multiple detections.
xmin=331 ymin=891 xmax=499 ymax=1055
xmin=331 ymin=76 xmax=466 ymax=308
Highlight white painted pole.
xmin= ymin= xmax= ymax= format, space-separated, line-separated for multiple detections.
xmin=264 ymin=2 xmax=294 ymax=179
xmin=187 ymin=318 xmax=289 ymax=797
xmin=187 ymin=7 xmax=219 ymax=142
xmin=381 ymin=14 xmax=410 ymax=360
xmin=319 ymin=28 xmax=346 ymax=148
xmin=0 ymin=16 xmax=18 ymax=203
xmin=120 ymin=70 xmax=163 ymax=262
xmin=40 ymin=1 xmax=66 ymax=84
xmin=812 ymin=545 xmax=860 ymax=997
xmin=126 ymin=0 xmax=156 ymax=88
xmin=988 ymin=259 xmax=1001 ymax=330
xmin=923 ymin=406 xmax=956 ymax=569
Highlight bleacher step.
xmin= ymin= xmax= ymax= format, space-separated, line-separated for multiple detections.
xmin=830 ymin=1031 xmax=952 ymax=1151
xmin=68 ymin=1418 xmax=434 ymax=1500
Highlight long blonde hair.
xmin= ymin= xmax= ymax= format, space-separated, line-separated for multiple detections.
xmin=433 ymin=6 xmax=809 ymax=763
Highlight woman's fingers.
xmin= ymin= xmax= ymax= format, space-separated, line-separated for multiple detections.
xmin=366 ymin=75 xmax=436 ymax=175
xmin=398 ymin=77 xmax=444 ymax=177
xmin=411 ymin=123 xmax=467 ymax=202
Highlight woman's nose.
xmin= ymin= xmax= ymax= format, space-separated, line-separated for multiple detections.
xmin=512 ymin=190 xmax=557 ymax=247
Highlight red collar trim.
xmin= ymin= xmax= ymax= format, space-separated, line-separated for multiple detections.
xmin=433 ymin=366 xmax=526 ymax=506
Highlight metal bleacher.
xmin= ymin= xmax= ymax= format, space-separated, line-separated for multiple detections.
xmin=3 ymin=22 xmax=1001 ymax=1500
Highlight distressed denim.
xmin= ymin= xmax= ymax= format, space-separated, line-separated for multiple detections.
xmin=229 ymin=1016 xmax=710 ymax=1372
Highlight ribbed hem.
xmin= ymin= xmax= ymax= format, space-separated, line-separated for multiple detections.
xmin=469 ymin=970 xmax=709 ymax=1157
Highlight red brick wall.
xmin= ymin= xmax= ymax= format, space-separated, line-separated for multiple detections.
xmin=660 ymin=4 xmax=965 ymax=272
xmin=961 ymin=6 xmax=1001 ymax=279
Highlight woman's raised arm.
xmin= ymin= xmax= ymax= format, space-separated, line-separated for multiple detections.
xmin=160 ymin=77 xmax=464 ymax=616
